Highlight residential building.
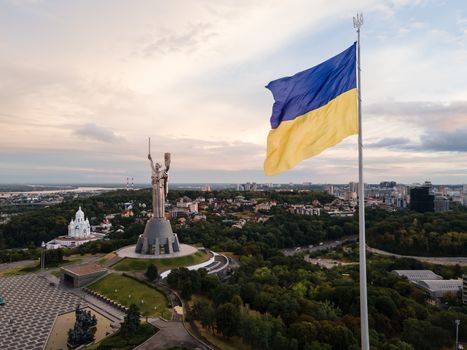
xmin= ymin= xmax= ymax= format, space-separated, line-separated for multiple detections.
xmin=434 ymin=196 xmax=449 ymax=212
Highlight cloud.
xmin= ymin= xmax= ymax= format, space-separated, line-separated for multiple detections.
xmin=420 ymin=128 xmax=467 ymax=152
xmin=366 ymin=129 xmax=467 ymax=153
xmin=367 ymin=137 xmax=412 ymax=148
xmin=74 ymin=123 xmax=125 ymax=143
xmin=139 ymin=23 xmax=217 ymax=57
xmin=1 ymin=1 xmax=466 ymax=183
xmin=366 ymin=100 xmax=467 ymax=130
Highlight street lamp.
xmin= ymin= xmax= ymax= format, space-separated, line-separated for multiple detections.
xmin=455 ymin=320 xmax=460 ymax=350
xmin=40 ymin=241 xmax=46 ymax=272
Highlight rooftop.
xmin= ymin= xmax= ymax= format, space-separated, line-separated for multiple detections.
xmin=61 ymin=264 xmax=107 ymax=276
xmin=392 ymin=270 xmax=443 ymax=281
xmin=415 ymin=279 xmax=462 ymax=293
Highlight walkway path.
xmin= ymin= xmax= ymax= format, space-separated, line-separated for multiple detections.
xmin=0 ymin=259 xmax=35 ymax=273
xmin=135 ymin=319 xmax=210 ymax=350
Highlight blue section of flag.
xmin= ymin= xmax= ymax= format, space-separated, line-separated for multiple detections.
xmin=266 ymin=43 xmax=356 ymax=129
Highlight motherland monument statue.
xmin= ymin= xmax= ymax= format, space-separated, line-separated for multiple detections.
xmin=135 ymin=138 xmax=180 ymax=255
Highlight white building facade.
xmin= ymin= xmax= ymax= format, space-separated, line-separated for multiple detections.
xmin=46 ymin=206 xmax=102 ymax=249
xmin=68 ymin=206 xmax=91 ymax=238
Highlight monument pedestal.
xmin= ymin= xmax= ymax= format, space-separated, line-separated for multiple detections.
xmin=135 ymin=218 xmax=180 ymax=255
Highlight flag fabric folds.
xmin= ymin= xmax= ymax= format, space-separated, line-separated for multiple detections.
xmin=264 ymin=43 xmax=358 ymax=176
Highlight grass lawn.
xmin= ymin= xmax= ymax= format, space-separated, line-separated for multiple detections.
xmin=112 ymin=250 xmax=209 ymax=272
xmin=88 ymin=273 xmax=171 ymax=318
xmin=84 ymin=322 xmax=156 ymax=350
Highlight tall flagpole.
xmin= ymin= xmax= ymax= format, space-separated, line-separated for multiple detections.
xmin=353 ymin=13 xmax=369 ymax=350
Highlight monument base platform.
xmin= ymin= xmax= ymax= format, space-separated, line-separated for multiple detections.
xmin=117 ymin=244 xmax=198 ymax=259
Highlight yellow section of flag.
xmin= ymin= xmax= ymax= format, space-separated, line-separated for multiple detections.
xmin=264 ymin=88 xmax=358 ymax=176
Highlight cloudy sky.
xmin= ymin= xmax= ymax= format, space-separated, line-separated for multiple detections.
xmin=1 ymin=0 xmax=466 ymax=184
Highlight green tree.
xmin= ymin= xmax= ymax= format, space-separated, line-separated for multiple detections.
xmin=145 ymin=264 xmax=159 ymax=281
xmin=192 ymin=300 xmax=215 ymax=332
xmin=216 ymin=303 xmax=240 ymax=338
xmin=120 ymin=304 xmax=141 ymax=336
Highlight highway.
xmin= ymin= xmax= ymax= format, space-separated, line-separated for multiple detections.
xmin=282 ymin=236 xmax=467 ymax=267
xmin=281 ymin=235 xmax=357 ymax=256
xmin=366 ymin=246 xmax=467 ymax=266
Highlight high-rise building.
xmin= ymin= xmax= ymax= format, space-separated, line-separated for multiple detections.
xmin=380 ymin=181 xmax=396 ymax=188
xmin=395 ymin=184 xmax=408 ymax=196
xmin=349 ymin=182 xmax=358 ymax=193
xmin=434 ymin=196 xmax=449 ymax=212
xmin=410 ymin=186 xmax=434 ymax=213
xmin=344 ymin=191 xmax=357 ymax=201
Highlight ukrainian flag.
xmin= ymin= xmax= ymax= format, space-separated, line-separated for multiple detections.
xmin=264 ymin=43 xmax=357 ymax=176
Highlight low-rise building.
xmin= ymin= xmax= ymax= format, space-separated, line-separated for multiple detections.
xmin=289 ymin=205 xmax=320 ymax=216
xmin=60 ymin=264 xmax=108 ymax=288
xmin=414 ymin=279 xmax=462 ymax=299
xmin=392 ymin=270 xmax=443 ymax=281
xmin=393 ymin=269 xmax=462 ymax=302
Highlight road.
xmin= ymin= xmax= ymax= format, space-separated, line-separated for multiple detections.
xmin=281 ymin=235 xmax=357 ymax=256
xmin=281 ymin=236 xmax=467 ymax=267
xmin=367 ymin=246 xmax=467 ymax=266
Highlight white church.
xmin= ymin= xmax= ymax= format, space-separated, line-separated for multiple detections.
xmin=46 ymin=206 xmax=103 ymax=249
xmin=68 ymin=206 xmax=91 ymax=237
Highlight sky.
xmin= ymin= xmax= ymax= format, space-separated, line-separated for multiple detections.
xmin=1 ymin=0 xmax=466 ymax=185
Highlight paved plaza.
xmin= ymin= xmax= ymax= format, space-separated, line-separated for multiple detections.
xmin=117 ymin=243 xmax=198 ymax=259
xmin=0 ymin=274 xmax=86 ymax=350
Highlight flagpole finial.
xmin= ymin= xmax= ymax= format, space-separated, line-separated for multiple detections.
xmin=353 ymin=13 xmax=364 ymax=30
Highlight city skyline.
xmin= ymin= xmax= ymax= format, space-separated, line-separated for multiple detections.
xmin=1 ymin=0 xmax=467 ymax=184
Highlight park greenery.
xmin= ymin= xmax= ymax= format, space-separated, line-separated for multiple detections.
xmin=168 ymin=254 xmax=466 ymax=350
xmin=366 ymin=208 xmax=467 ymax=256
xmin=93 ymin=322 xmax=155 ymax=350
xmin=145 ymin=264 xmax=159 ymax=281
xmin=91 ymin=305 xmax=156 ymax=350
xmin=0 ymin=188 xmax=465 ymax=257
xmin=120 ymin=304 xmax=141 ymax=336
